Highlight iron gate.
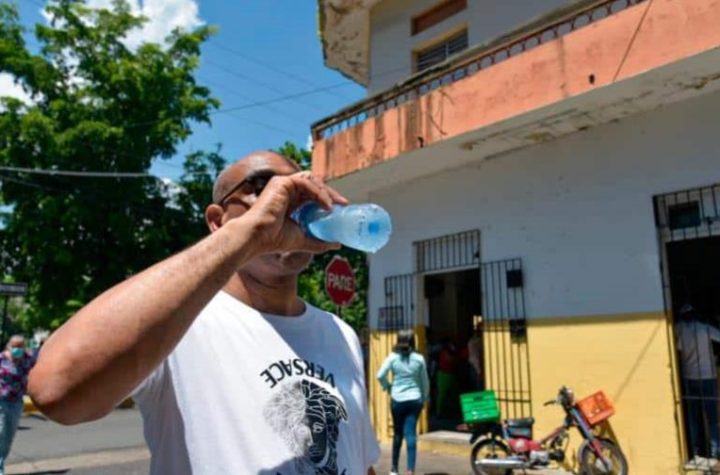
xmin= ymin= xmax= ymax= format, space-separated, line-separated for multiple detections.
xmin=379 ymin=230 xmax=531 ymax=420
xmin=654 ymin=183 xmax=720 ymax=468
xmin=379 ymin=273 xmax=417 ymax=330
xmin=481 ymin=258 xmax=532 ymax=419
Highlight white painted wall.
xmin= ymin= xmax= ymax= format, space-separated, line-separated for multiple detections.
xmin=366 ymin=90 xmax=720 ymax=327
xmin=368 ymin=0 xmax=572 ymax=94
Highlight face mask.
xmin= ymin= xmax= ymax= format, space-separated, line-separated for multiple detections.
xmin=10 ymin=348 xmax=24 ymax=359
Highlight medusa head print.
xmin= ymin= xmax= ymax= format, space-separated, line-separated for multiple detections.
xmin=264 ymin=379 xmax=348 ymax=474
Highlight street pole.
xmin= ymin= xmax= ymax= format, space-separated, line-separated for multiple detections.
xmin=1 ymin=296 xmax=8 ymax=347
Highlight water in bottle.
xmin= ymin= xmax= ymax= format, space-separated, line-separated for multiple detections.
xmin=292 ymin=202 xmax=392 ymax=253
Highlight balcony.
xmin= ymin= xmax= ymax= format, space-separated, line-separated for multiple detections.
xmin=311 ymin=0 xmax=720 ymax=197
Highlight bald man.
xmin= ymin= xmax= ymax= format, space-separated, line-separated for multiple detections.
xmin=28 ymin=152 xmax=380 ymax=474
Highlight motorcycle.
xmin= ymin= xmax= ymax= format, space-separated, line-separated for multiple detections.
xmin=470 ymin=386 xmax=628 ymax=475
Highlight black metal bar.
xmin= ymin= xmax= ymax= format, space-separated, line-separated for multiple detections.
xmin=520 ymin=268 xmax=531 ymax=416
xmin=483 ymin=263 xmax=495 ymax=394
xmin=494 ymin=262 xmax=509 ymax=416
xmin=506 ymin=262 xmax=518 ymax=419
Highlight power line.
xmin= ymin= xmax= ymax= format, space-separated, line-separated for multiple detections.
xmin=612 ymin=0 xmax=654 ymax=82
xmin=205 ymin=59 xmax=327 ymax=114
xmin=0 ymin=165 xmax=200 ymax=179
xmin=0 ymin=172 xmax=177 ymax=221
xmin=207 ymin=41 xmax=353 ymax=102
xmin=123 ymin=81 xmax=351 ymax=131
xmin=199 ymin=75 xmax=312 ymax=126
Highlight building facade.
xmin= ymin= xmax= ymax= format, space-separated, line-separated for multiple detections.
xmin=313 ymin=0 xmax=720 ymax=473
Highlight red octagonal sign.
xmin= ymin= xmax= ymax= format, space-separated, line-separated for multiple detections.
xmin=325 ymin=255 xmax=356 ymax=306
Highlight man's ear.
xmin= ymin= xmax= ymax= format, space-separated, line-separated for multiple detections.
xmin=205 ymin=204 xmax=225 ymax=232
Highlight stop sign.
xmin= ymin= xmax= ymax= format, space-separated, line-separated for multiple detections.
xmin=325 ymin=255 xmax=356 ymax=306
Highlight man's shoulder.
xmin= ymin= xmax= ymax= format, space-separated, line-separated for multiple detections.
xmin=308 ymin=303 xmax=353 ymax=330
xmin=305 ymin=303 xmax=360 ymax=346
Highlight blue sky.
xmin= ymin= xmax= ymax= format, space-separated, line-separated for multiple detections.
xmin=7 ymin=0 xmax=365 ymax=180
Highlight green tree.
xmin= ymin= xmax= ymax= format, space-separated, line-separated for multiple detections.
xmin=0 ymin=1 xmax=222 ymax=330
xmin=276 ymin=141 xmax=369 ymax=332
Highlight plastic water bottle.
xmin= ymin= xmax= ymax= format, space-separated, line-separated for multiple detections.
xmin=292 ymin=202 xmax=392 ymax=253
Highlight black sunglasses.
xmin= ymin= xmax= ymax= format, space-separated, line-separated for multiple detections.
xmin=216 ymin=173 xmax=275 ymax=206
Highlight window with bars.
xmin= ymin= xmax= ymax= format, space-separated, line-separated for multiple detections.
xmin=415 ymin=29 xmax=468 ymax=73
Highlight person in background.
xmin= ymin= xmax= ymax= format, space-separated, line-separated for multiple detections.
xmin=676 ymin=304 xmax=720 ymax=459
xmin=435 ymin=338 xmax=458 ymax=419
xmin=0 ymin=335 xmax=35 ymax=475
xmin=467 ymin=323 xmax=483 ymax=390
xmin=377 ymin=330 xmax=429 ymax=475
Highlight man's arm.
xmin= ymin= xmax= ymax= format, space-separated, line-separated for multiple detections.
xmin=28 ymin=174 xmax=343 ymax=425
xmin=708 ymin=322 xmax=720 ymax=344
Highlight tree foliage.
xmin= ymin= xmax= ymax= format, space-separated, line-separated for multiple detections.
xmin=277 ymin=141 xmax=368 ymax=332
xmin=0 ymin=1 xmax=223 ymax=330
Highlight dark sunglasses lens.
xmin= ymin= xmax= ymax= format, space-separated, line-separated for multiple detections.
xmin=251 ymin=175 xmax=272 ymax=195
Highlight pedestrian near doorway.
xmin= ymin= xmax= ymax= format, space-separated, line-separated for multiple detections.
xmin=377 ymin=330 xmax=429 ymax=475
xmin=0 ymin=335 xmax=35 ymax=475
xmin=435 ymin=338 xmax=458 ymax=419
xmin=676 ymin=304 xmax=720 ymax=459
xmin=467 ymin=323 xmax=483 ymax=390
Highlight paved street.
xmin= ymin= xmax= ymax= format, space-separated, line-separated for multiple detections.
xmin=5 ymin=408 xmax=567 ymax=474
xmin=6 ymin=408 xmax=477 ymax=474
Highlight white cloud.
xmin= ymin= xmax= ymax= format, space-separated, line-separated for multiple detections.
xmin=0 ymin=73 xmax=34 ymax=105
xmin=90 ymin=0 xmax=202 ymax=48
xmin=44 ymin=0 xmax=203 ymax=49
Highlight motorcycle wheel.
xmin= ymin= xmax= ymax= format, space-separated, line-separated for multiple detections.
xmin=579 ymin=438 xmax=628 ymax=475
xmin=470 ymin=437 xmax=512 ymax=475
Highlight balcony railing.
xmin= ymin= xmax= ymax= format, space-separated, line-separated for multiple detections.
xmin=312 ymin=0 xmax=647 ymax=141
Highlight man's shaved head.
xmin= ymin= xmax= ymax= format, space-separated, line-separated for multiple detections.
xmin=212 ymin=150 xmax=301 ymax=204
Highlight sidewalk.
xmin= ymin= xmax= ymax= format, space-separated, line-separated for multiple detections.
xmin=376 ymin=443 xmax=471 ymax=474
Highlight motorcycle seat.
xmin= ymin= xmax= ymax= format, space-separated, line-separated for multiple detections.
xmin=506 ymin=417 xmax=535 ymax=428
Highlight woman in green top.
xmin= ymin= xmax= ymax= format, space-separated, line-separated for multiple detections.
xmin=377 ymin=331 xmax=429 ymax=475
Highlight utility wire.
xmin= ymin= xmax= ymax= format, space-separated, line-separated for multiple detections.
xmin=0 ymin=172 xmax=175 ymax=221
xmin=205 ymin=59 xmax=327 ymax=114
xmin=612 ymin=0 xmax=654 ymax=82
xmin=199 ymin=75 xmax=312 ymax=125
xmin=0 ymin=165 xmax=202 ymax=179
xmin=207 ymin=41 xmax=354 ymax=102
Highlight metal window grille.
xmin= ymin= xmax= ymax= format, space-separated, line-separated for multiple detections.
xmin=413 ymin=229 xmax=480 ymax=273
xmin=416 ymin=30 xmax=469 ymax=72
xmin=380 ymin=273 xmax=417 ymax=330
xmin=481 ymin=258 xmax=532 ymax=419
xmin=653 ymin=183 xmax=720 ymax=468
xmin=654 ymin=183 xmax=720 ymax=242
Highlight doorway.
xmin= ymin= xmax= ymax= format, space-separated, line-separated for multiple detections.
xmin=424 ymin=268 xmax=482 ymax=431
xmin=667 ymin=236 xmax=720 ymax=463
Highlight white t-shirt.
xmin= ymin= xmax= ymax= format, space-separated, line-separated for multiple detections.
xmin=676 ymin=319 xmax=720 ymax=380
xmin=132 ymin=291 xmax=380 ymax=475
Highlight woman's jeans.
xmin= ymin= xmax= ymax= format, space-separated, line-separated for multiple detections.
xmin=0 ymin=400 xmax=23 ymax=474
xmin=390 ymin=398 xmax=423 ymax=472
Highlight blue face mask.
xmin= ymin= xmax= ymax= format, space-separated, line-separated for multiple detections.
xmin=10 ymin=348 xmax=24 ymax=359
